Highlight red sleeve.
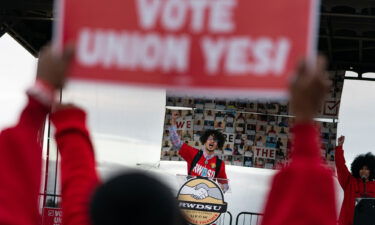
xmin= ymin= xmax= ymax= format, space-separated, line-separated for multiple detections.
xmin=261 ymin=123 xmax=337 ymax=225
xmin=0 ymin=96 xmax=49 ymax=225
xmin=179 ymin=143 xmax=199 ymax=164
xmin=51 ymin=107 xmax=100 ymax=225
xmin=334 ymin=146 xmax=352 ymax=189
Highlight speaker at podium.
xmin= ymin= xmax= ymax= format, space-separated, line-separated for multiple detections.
xmin=353 ymin=198 xmax=375 ymax=225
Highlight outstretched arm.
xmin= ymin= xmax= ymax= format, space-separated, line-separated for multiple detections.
xmin=168 ymin=111 xmax=197 ymax=164
xmin=261 ymin=57 xmax=337 ymax=225
xmin=51 ymin=104 xmax=100 ymax=225
xmin=168 ymin=111 xmax=183 ymax=149
xmin=335 ymin=136 xmax=351 ymax=189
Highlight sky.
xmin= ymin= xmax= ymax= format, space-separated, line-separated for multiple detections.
xmin=1 ymin=33 xmax=374 ymax=215
xmin=0 ymin=34 xmax=36 ymax=129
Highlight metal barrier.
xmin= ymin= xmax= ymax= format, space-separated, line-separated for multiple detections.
xmin=235 ymin=212 xmax=263 ymax=225
xmin=216 ymin=211 xmax=233 ymax=225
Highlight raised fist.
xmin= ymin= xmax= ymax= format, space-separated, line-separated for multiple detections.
xmin=37 ymin=44 xmax=75 ymax=89
xmin=338 ymin=136 xmax=345 ymax=146
xmin=171 ymin=111 xmax=180 ymax=126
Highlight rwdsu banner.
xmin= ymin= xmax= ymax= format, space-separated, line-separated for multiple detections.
xmin=55 ymin=0 xmax=320 ymax=97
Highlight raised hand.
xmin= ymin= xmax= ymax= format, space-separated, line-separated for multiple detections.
xmin=338 ymin=136 xmax=345 ymax=146
xmin=171 ymin=111 xmax=180 ymax=126
xmin=290 ymin=56 xmax=331 ymax=122
xmin=37 ymin=44 xmax=75 ymax=89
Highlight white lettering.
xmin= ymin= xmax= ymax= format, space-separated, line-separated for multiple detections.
xmin=186 ymin=203 xmax=196 ymax=208
xmin=162 ymin=35 xmax=190 ymax=72
xmin=193 ymin=164 xmax=204 ymax=174
xmin=162 ymin=0 xmax=188 ymax=31
xmin=213 ymin=206 xmax=222 ymax=211
xmin=77 ymin=29 xmax=191 ymax=73
xmin=189 ymin=0 xmax=209 ymax=32
xmin=196 ymin=204 xmax=205 ymax=209
xmin=202 ymin=37 xmax=226 ymax=74
xmin=139 ymin=33 xmax=163 ymax=71
xmin=136 ymin=0 xmax=162 ymax=29
xmin=209 ymin=0 xmax=236 ymax=33
xmin=272 ymin=38 xmax=291 ymax=75
xmin=252 ymin=38 xmax=273 ymax=75
xmin=225 ymin=37 xmax=251 ymax=74
xmin=201 ymin=36 xmax=291 ymax=76
xmin=136 ymin=0 xmax=237 ymax=32
xmin=102 ymin=31 xmax=130 ymax=68
xmin=77 ymin=28 xmax=104 ymax=66
xmin=76 ymin=28 xmax=291 ymax=78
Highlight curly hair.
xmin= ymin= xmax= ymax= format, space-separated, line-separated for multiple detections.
xmin=199 ymin=129 xmax=225 ymax=149
xmin=350 ymin=152 xmax=375 ymax=180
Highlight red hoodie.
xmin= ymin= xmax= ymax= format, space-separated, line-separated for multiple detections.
xmin=50 ymin=107 xmax=100 ymax=225
xmin=335 ymin=146 xmax=375 ymax=225
xmin=0 ymin=95 xmax=49 ymax=225
xmin=0 ymin=88 xmax=99 ymax=225
xmin=261 ymin=123 xmax=337 ymax=225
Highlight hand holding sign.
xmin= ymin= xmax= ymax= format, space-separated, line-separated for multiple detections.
xmin=37 ymin=44 xmax=74 ymax=89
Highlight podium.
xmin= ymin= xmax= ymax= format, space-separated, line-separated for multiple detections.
xmin=175 ymin=175 xmax=231 ymax=225
xmin=176 ymin=174 xmax=231 ymax=193
xmin=353 ymin=198 xmax=375 ymax=225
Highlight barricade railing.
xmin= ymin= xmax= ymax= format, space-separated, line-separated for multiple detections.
xmin=235 ymin=212 xmax=263 ymax=225
xmin=216 ymin=211 xmax=233 ymax=225
xmin=39 ymin=193 xmax=62 ymax=208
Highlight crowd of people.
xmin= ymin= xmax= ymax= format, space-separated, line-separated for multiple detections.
xmin=0 ymin=44 xmax=373 ymax=225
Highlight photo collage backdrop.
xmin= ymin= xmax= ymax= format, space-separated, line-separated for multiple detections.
xmin=161 ymin=71 xmax=345 ymax=171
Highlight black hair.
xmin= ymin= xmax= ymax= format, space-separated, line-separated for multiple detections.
xmin=350 ymin=152 xmax=375 ymax=180
xmin=199 ymin=129 xmax=225 ymax=149
xmin=90 ymin=171 xmax=187 ymax=225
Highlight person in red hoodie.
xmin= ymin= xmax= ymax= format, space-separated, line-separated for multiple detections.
xmin=261 ymin=57 xmax=337 ymax=225
xmin=335 ymin=135 xmax=375 ymax=225
xmin=0 ymin=44 xmax=73 ymax=225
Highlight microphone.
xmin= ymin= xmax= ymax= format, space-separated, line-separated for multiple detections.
xmin=361 ymin=175 xmax=368 ymax=182
xmin=361 ymin=175 xmax=368 ymax=198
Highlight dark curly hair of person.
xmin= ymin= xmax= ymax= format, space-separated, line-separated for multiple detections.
xmin=199 ymin=129 xmax=225 ymax=149
xmin=350 ymin=152 xmax=375 ymax=180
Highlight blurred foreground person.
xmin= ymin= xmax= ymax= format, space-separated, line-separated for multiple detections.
xmin=335 ymin=136 xmax=375 ymax=225
xmin=50 ymin=103 xmax=186 ymax=225
xmin=261 ymin=58 xmax=337 ymax=225
xmin=0 ymin=45 xmax=73 ymax=224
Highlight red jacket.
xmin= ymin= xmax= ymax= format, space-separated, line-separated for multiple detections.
xmin=335 ymin=146 xmax=375 ymax=225
xmin=50 ymin=107 xmax=100 ymax=225
xmin=0 ymin=96 xmax=49 ymax=225
xmin=261 ymin=124 xmax=337 ymax=225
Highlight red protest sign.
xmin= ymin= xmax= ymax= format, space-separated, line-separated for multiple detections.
xmin=42 ymin=207 xmax=62 ymax=225
xmin=56 ymin=0 xmax=319 ymax=96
